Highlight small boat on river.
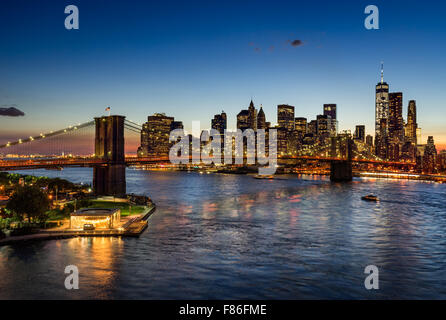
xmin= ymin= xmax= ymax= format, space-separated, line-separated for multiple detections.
xmin=361 ymin=194 xmax=379 ymax=202
xmin=253 ymin=175 xmax=275 ymax=180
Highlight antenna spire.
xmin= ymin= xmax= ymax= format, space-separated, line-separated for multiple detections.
xmin=380 ymin=61 xmax=384 ymax=84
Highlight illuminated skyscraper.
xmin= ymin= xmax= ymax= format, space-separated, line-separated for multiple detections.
xmin=405 ymin=100 xmax=418 ymax=144
xmin=277 ymin=104 xmax=295 ymax=155
xmin=277 ymin=104 xmax=295 ymax=131
xmin=237 ymin=100 xmax=257 ymax=131
xmin=308 ymin=120 xmax=317 ymax=135
xmin=388 ymin=92 xmax=404 ymax=141
xmin=375 ymin=118 xmax=389 ymax=159
xmin=366 ymin=135 xmax=373 ymax=147
xmin=138 ymin=113 xmax=183 ymax=157
xmin=316 ymin=114 xmax=330 ymax=141
xmin=324 ymin=104 xmax=338 ymax=136
xmin=438 ymin=150 xmax=446 ymax=172
xmin=248 ymin=100 xmax=257 ymax=131
xmin=354 ymin=125 xmax=365 ymax=143
xmin=237 ymin=110 xmax=250 ymax=131
xmin=423 ymin=136 xmax=437 ymax=173
xmin=294 ymin=117 xmax=307 ymax=137
xmin=323 ymin=104 xmax=337 ymax=120
xmin=375 ymin=63 xmax=389 ymax=137
xmin=257 ymin=106 xmax=266 ymax=130
xmin=211 ymin=111 xmax=227 ymax=134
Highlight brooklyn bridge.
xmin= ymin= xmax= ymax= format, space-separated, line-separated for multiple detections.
xmin=0 ymin=115 xmax=415 ymax=196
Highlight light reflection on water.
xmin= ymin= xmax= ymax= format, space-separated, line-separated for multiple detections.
xmin=1 ymin=168 xmax=446 ymax=299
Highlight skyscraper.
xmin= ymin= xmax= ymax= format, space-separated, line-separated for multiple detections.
xmin=323 ymin=104 xmax=336 ymax=120
xmin=257 ymin=106 xmax=266 ymax=130
xmin=294 ymin=117 xmax=307 ymax=136
xmin=277 ymin=104 xmax=295 ymax=155
xmin=237 ymin=100 xmax=257 ymax=131
xmin=248 ymin=100 xmax=257 ymax=131
xmin=354 ymin=125 xmax=366 ymax=143
xmin=375 ymin=118 xmax=389 ymax=159
xmin=316 ymin=114 xmax=330 ymax=141
xmin=211 ymin=111 xmax=227 ymax=134
xmin=405 ymin=100 xmax=418 ymax=144
xmin=277 ymin=104 xmax=295 ymax=131
xmin=138 ymin=113 xmax=183 ymax=157
xmin=236 ymin=110 xmax=250 ymax=131
xmin=375 ymin=64 xmax=389 ymax=137
xmin=388 ymin=92 xmax=404 ymax=141
xmin=423 ymin=136 xmax=437 ymax=173
xmin=323 ymin=104 xmax=337 ymax=136
xmin=366 ymin=135 xmax=373 ymax=147
xmin=308 ymin=120 xmax=317 ymax=135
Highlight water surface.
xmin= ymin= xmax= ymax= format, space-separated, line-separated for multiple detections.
xmin=1 ymin=168 xmax=445 ymax=299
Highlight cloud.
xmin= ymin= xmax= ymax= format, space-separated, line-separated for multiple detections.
xmin=0 ymin=105 xmax=25 ymax=117
xmin=289 ymin=39 xmax=304 ymax=47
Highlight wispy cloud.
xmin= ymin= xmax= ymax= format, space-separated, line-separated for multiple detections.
xmin=288 ymin=39 xmax=304 ymax=47
xmin=251 ymin=38 xmax=305 ymax=53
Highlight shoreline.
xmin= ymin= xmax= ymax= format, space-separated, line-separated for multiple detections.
xmin=0 ymin=204 xmax=156 ymax=247
xmin=133 ymin=167 xmax=446 ymax=184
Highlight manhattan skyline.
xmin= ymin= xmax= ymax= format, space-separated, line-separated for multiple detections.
xmin=1 ymin=0 xmax=445 ymax=150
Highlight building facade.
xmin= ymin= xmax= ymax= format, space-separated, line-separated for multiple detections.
xmin=277 ymin=105 xmax=295 ymax=132
xmin=237 ymin=100 xmax=258 ymax=131
xmin=388 ymin=92 xmax=404 ymax=141
xmin=211 ymin=111 xmax=227 ymax=134
xmin=354 ymin=125 xmax=366 ymax=143
xmin=375 ymin=70 xmax=390 ymax=137
xmin=138 ymin=113 xmax=183 ymax=157
xmin=405 ymin=100 xmax=418 ymax=144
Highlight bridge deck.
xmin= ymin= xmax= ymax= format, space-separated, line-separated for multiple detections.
xmin=0 ymin=156 xmax=415 ymax=171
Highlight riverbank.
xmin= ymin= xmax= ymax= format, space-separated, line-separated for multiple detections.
xmin=0 ymin=204 xmax=156 ymax=246
xmin=136 ymin=166 xmax=446 ymax=183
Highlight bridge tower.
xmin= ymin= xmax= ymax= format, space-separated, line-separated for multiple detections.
xmin=93 ymin=115 xmax=126 ymax=197
xmin=330 ymin=137 xmax=353 ymax=182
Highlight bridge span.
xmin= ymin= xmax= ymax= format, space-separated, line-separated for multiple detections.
xmin=0 ymin=155 xmax=415 ymax=170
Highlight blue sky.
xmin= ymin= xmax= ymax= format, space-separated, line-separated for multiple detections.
xmin=1 ymin=0 xmax=445 ymax=148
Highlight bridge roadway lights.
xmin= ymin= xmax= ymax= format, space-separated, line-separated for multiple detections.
xmin=330 ymin=160 xmax=353 ymax=182
xmin=93 ymin=115 xmax=126 ymax=197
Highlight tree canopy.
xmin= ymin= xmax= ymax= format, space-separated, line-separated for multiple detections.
xmin=6 ymin=185 xmax=50 ymax=222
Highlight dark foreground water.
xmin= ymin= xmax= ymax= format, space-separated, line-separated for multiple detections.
xmin=1 ymin=168 xmax=446 ymax=299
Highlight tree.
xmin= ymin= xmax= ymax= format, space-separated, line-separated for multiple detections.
xmin=6 ymin=185 xmax=50 ymax=223
xmin=47 ymin=178 xmax=75 ymax=193
xmin=0 ymin=207 xmax=12 ymax=219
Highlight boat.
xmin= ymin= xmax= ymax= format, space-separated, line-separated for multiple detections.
xmin=46 ymin=166 xmax=63 ymax=171
xmin=253 ymin=175 xmax=275 ymax=180
xmin=361 ymin=194 xmax=379 ymax=202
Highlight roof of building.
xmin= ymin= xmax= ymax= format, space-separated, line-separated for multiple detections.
xmin=71 ymin=208 xmax=120 ymax=216
xmin=237 ymin=109 xmax=249 ymax=116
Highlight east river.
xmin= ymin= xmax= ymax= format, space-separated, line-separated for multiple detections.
xmin=1 ymin=168 xmax=446 ymax=299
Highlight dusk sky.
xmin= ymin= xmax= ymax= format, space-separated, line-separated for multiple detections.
xmin=1 ymin=0 xmax=445 ymax=149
